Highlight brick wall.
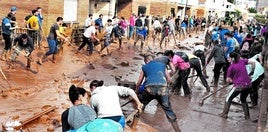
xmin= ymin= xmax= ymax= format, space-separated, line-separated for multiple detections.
xmin=117 ymin=1 xmax=132 ymax=19
xmin=150 ymin=2 xmax=167 ymax=16
xmin=117 ymin=0 xmax=178 ymax=19
xmin=0 ymin=0 xmax=89 ymax=35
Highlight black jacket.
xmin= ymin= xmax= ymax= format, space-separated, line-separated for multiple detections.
xmin=14 ymin=35 xmax=34 ymax=53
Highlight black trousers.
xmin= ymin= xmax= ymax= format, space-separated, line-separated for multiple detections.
xmin=213 ymin=62 xmax=226 ymax=84
xmin=189 ymin=58 xmax=209 ymax=87
xmin=173 ymin=68 xmax=191 ymax=95
xmin=78 ymin=35 xmax=93 ymax=52
xmin=2 ymin=33 xmax=12 ymax=50
xmin=223 ymin=58 xmax=230 ymax=81
xmin=250 ymin=73 xmax=265 ymax=104
xmin=194 ymin=50 xmax=205 ymax=66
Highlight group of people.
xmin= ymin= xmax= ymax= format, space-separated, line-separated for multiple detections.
xmin=202 ymin=18 xmax=267 ymax=120
xmin=62 ymin=80 xmax=143 ymax=132
xmin=1 ymin=5 xmax=268 ymax=131
xmin=1 ymin=6 xmax=70 ymax=69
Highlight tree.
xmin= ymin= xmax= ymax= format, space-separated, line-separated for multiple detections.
xmin=248 ymin=7 xmax=257 ymax=13
xmin=227 ymin=0 xmax=235 ymax=4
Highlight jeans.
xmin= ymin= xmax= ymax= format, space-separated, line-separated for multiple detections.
xmin=11 ymin=45 xmax=31 ymax=61
xmin=45 ymin=39 xmax=58 ymax=56
xmin=102 ymin=116 xmax=125 ymax=128
xmin=128 ymin=26 xmax=134 ymax=38
xmin=139 ymin=85 xmax=177 ymax=122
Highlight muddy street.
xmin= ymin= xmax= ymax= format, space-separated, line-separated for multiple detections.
xmin=0 ymin=33 xmax=259 ymax=132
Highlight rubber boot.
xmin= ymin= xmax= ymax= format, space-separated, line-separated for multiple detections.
xmin=170 ymin=120 xmax=181 ymax=132
xmin=219 ymin=102 xmax=231 ymax=119
xmin=140 ymin=42 xmax=144 ymax=52
xmin=249 ymin=89 xmax=258 ymax=107
xmin=241 ymin=102 xmax=250 ymax=120
xmin=52 ymin=54 xmax=56 ymax=63
xmin=118 ymin=39 xmax=122 ymax=50
xmin=0 ymin=50 xmax=7 ymax=61
xmin=26 ymin=57 xmax=31 ymax=70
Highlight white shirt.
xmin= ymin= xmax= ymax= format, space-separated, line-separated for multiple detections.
xmin=208 ymin=25 xmax=214 ymax=32
xmin=194 ymin=45 xmax=205 ymax=51
xmin=246 ymin=54 xmax=265 ymax=82
xmin=105 ymin=25 xmax=113 ymax=35
xmin=84 ymin=18 xmax=93 ymax=27
xmin=168 ymin=19 xmax=175 ymax=31
xmin=153 ymin=20 xmax=161 ymax=29
xmin=90 ymin=85 xmax=136 ymax=118
xmin=83 ymin=26 xmax=96 ymax=38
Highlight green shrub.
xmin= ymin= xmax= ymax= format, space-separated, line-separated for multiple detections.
xmin=248 ymin=7 xmax=257 ymax=13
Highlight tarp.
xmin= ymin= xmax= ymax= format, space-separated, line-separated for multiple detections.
xmin=76 ymin=119 xmax=123 ymax=132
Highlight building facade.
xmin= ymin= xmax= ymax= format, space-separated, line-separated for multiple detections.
xmin=0 ymin=0 xmax=89 ymax=34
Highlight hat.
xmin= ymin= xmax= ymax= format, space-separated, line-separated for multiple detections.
xmin=11 ymin=6 xmax=17 ymax=11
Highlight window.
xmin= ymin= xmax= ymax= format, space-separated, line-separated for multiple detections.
xmin=63 ymin=0 xmax=78 ymax=22
xmin=138 ymin=6 xmax=146 ymax=16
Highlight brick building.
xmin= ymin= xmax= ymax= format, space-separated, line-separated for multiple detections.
xmin=91 ymin=0 xmax=192 ymax=21
xmin=0 ymin=0 xmax=209 ymax=34
xmin=0 ymin=0 xmax=89 ymax=34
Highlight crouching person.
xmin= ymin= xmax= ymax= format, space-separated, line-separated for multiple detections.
xmin=62 ymin=85 xmax=124 ymax=132
xmin=10 ymin=33 xmax=34 ymax=69
xmin=61 ymin=85 xmax=97 ymax=131
xmin=89 ymin=80 xmax=143 ymax=129
xmin=136 ymin=55 xmax=181 ymax=132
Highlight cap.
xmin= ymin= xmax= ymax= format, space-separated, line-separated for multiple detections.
xmin=11 ymin=6 xmax=17 ymax=11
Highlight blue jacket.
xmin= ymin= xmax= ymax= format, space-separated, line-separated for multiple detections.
xmin=2 ymin=17 xmax=11 ymax=35
xmin=95 ymin=18 xmax=103 ymax=30
xmin=219 ymin=29 xmax=229 ymax=46
xmin=136 ymin=28 xmax=147 ymax=38
xmin=142 ymin=61 xmax=167 ymax=87
xmin=234 ymin=32 xmax=242 ymax=46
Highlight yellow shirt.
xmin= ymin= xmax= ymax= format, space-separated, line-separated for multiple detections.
xmin=27 ymin=16 xmax=39 ymax=30
xmin=59 ymin=26 xmax=65 ymax=34
xmin=187 ymin=53 xmax=198 ymax=59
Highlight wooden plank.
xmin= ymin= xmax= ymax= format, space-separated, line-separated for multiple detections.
xmin=14 ymin=106 xmax=57 ymax=130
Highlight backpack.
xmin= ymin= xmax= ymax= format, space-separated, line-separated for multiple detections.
xmin=174 ymin=52 xmax=189 ymax=62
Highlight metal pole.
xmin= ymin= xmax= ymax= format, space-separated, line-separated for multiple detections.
xmin=109 ymin=0 xmax=116 ymax=18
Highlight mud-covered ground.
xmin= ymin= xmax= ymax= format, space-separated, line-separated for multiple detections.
xmin=0 ymin=32 xmax=260 ymax=132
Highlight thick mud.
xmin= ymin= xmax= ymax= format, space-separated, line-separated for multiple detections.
xmin=0 ymin=33 xmax=259 ymax=132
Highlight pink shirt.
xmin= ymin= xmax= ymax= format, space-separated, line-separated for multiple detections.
xmin=129 ymin=16 xmax=135 ymax=26
xmin=172 ymin=55 xmax=190 ymax=70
